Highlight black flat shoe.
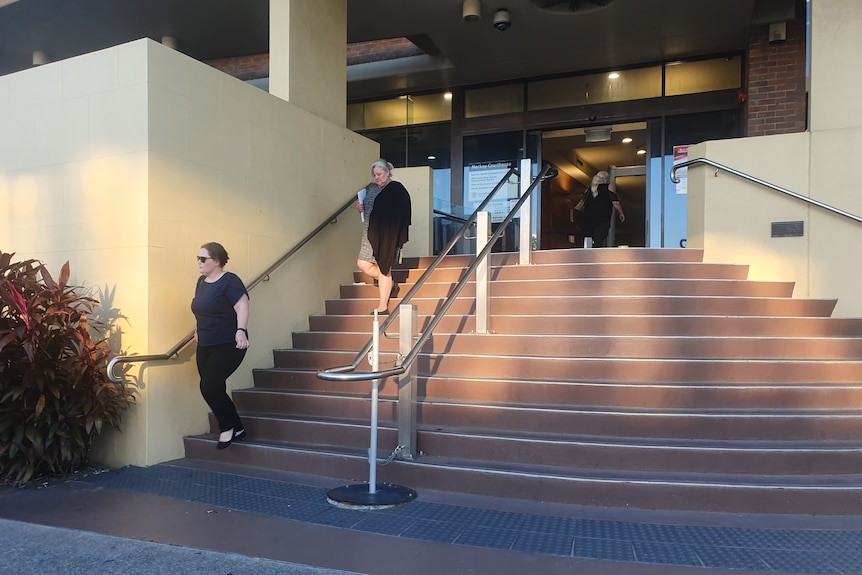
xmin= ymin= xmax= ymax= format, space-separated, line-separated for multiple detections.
xmin=216 ymin=428 xmax=244 ymax=450
xmin=370 ymin=309 xmax=389 ymax=316
xmin=390 ymin=283 xmax=400 ymax=298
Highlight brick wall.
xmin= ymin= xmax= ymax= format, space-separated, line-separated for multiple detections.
xmin=206 ymin=53 xmax=269 ymax=81
xmin=346 ymin=38 xmax=423 ymax=66
xmin=205 ymin=38 xmax=423 ymax=81
xmin=745 ymin=14 xmax=807 ymax=136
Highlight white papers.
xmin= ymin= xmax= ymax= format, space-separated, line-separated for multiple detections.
xmin=357 ymin=188 xmax=367 ymax=222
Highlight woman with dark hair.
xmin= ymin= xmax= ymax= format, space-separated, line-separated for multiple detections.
xmin=191 ymin=241 xmax=249 ymax=449
xmin=356 ymin=159 xmax=412 ymax=315
xmin=579 ymin=170 xmax=625 ymax=248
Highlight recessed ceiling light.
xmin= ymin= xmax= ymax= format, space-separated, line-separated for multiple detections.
xmin=636 ymin=148 xmax=646 ymax=155
xmin=622 ymin=137 xmax=633 ymax=144
xmin=427 ymin=155 xmax=437 ymax=160
xmin=608 ymin=72 xmax=620 ymax=79
xmin=443 ymin=92 xmax=452 ymax=100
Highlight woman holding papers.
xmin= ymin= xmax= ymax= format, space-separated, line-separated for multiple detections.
xmin=356 ymin=159 xmax=412 ymax=315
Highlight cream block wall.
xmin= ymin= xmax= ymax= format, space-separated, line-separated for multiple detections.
xmin=687 ymin=133 xmax=812 ymax=292
xmin=0 ymin=38 xmax=379 ymax=468
xmin=688 ymin=132 xmax=862 ymax=317
xmin=394 ymin=166 xmax=433 ymax=259
xmin=0 ymin=41 xmax=153 ymax=468
xmin=270 ymin=0 xmax=346 ymax=127
xmin=688 ymin=1 xmax=862 ymax=318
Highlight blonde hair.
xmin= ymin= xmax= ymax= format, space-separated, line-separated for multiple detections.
xmin=589 ymin=171 xmax=610 ymax=196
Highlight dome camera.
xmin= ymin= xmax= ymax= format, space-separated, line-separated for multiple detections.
xmin=493 ymin=9 xmax=511 ymax=31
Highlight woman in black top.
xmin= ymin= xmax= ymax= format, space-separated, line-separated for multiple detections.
xmin=356 ymin=159 xmax=412 ymax=315
xmin=191 ymin=242 xmax=250 ymax=449
xmin=580 ymin=170 xmax=625 ymax=248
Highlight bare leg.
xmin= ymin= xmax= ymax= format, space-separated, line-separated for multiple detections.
xmin=357 ymin=259 xmax=382 ymax=280
xmin=357 ymin=260 xmax=390 ymax=312
xmin=376 ymin=273 xmax=393 ymax=312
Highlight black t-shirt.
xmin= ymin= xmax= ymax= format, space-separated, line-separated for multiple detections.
xmin=191 ymin=272 xmax=248 ymax=346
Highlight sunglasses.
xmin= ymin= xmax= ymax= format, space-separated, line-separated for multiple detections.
xmin=197 ymin=256 xmax=211 ymax=263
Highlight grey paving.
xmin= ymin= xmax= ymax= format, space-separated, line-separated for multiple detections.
xmin=0 ymin=518 xmax=364 ymax=575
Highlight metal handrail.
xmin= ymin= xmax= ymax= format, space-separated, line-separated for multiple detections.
xmin=318 ymin=163 xmax=556 ymax=383
xmin=317 ymin=164 xmax=519 ymax=378
xmin=433 ymin=209 xmax=470 ymax=225
xmin=671 ymin=158 xmax=862 ymax=225
xmin=106 ymin=195 xmax=359 ymax=382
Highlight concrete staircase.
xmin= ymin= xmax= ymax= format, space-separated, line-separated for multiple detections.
xmin=184 ymin=248 xmax=862 ymax=514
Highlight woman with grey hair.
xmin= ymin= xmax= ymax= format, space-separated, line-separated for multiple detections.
xmin=579 ymin=170 xmax=625 ymax=248
xmin=356 ymin=159 xmax=412 ymax=314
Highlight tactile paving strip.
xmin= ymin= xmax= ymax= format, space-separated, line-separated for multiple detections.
xmin=81 ymin=465 xmax=862 ymax=573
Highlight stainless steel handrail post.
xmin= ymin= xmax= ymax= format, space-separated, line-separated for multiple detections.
xmin=318 ymin=163 xmax=555 ymax=384
xmin=519 ymin=157 xmax=533 ymax=265
xmin=475 ymin=212 xmax=492 ymax=334
xmin=397 ymin=303 xmax=418 ymax=460
xmin=318 ymin=166 xmax=520 ymax=376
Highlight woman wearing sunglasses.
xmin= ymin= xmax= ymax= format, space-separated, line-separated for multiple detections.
xmin=191 ymin=242 xmax=250 ymax=449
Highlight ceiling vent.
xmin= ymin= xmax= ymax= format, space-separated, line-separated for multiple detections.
xmin=529 ymin=0 xmax=617 ymax=15
xmin=584 ymin=127 xmax=612 ymax=143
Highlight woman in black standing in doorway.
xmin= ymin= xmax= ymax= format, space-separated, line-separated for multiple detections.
xmin=580 ymin=170 xmax=625 ymax=248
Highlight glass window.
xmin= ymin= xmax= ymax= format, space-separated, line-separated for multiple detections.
xmin=665 ymin=56 xmax=742 ymax=96
xmin=528 ymin=67 xmax=662 ymax=111
xmin=360 ymin=123 xmax=451 ymax=169
xmin=465 ymin=84 xmax=525 ymax=118
xmin=347 ymin=93 xmax=451 ymax=131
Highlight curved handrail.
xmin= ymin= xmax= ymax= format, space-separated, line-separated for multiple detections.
xmin=106 ymin=195 xmax=359 ymax=382
xmin=318 ymin=163 xmax=556 ymax=383
xmin=433 ymin=209 xmax=470 ymax=225
xmin=671 ymin=158 xmax=862 ymax=225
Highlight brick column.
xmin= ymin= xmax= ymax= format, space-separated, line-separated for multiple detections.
xmin=744 ymin=13 xmax=807 ymax=136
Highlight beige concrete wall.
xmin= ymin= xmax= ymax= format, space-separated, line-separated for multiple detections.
xmin=0 ymin=38 xmax=378 ymax=467
xmin=687 ymin=133 xmax=811 ymax=292
xmin=688 ymin=0 xmax=862 ymax=317
xmin=0 ymin=41 xmax=153 ymax=467
xmin=394 ymin=166 xmax=434 ymax=259
xmin=270 ymin=0 xmax=346 ymax=127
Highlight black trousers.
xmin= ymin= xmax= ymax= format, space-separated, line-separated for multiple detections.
xmin=196 ymin=342 xmax=246 ymax=432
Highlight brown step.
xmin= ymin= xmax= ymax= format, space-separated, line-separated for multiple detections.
xmin=232 ymin=389 xmax=862 ymax=441
xmin=401 ymin=247 xmax=705 ymax=268
xmin=213 ymin=413 xmax=862 ymax=475
xmin=252 ymin=370 xmax=862 ymax=410
xmin=308 ymin=313 xmax=862 ymax=337
xmin=273 ymin=349 xmax=862 ymax=384
xmin=326 ymin=295 xmax=837 ymax=317
xmin=291 ymin=332 xmax=862 ymax=360
xmin=182 ymin=437 xmax=862 ymax=515
xmin=356 ymin=261 xmax=751 ymax=285
xmin=341 ymin=277 xmax=795 ymax=299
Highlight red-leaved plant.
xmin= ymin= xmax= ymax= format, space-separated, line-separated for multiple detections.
xmin=0 ymin=251 xmax=136 ymax=485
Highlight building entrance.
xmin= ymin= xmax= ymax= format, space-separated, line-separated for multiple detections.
xmin=539 ymin=123 xmax=648 ymax=249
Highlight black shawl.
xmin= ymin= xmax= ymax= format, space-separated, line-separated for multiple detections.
xmin=367 ymin=180 xmax=412 ymax=275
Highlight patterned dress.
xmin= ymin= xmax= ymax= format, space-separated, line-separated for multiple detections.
xmin=357 ymin=183 xmax=381 ymax=263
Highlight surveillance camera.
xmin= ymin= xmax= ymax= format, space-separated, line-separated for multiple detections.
xmin=493 ymin=9 xmax=511 ymax=31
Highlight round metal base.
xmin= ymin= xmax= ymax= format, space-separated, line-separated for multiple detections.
xmin=326 ymin=482 xmax=417 ymax=510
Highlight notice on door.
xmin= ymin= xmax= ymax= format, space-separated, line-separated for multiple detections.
xmin=673 ymin=145 xmax=689 ymax=195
